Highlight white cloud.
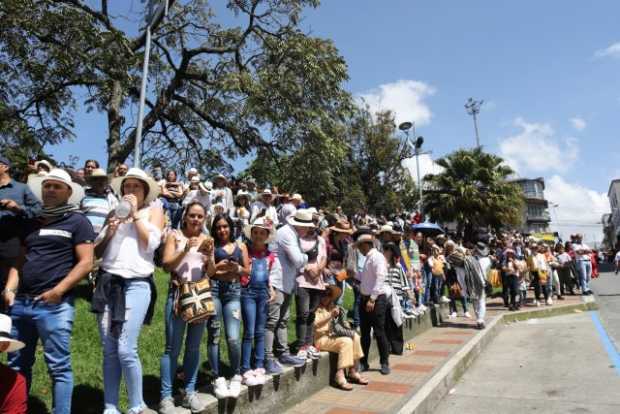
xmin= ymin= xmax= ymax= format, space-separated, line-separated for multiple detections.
xmin=357 ymin=80 xmax=436 ymax=127
xmin=594 ymin=41 xmax=620 ymax=59
xmin=570 ymin=117 xmax=587 ymax=131
xmin=545 ymin=175 xmax=609 ymax=244
xmin=401 ymin=153 xmax=443 ymax=184
xmin=499 ymin=117 xmax=578 ymax=175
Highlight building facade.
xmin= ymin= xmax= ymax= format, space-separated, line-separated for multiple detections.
xmin=512 ymin=177 xmax=551 ymax=234
xmin=605 ymin=179 xmax=620 ymax=249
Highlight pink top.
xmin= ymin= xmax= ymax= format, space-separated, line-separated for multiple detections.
xmin=296 ymin=235 xmax=326 ymax=290
xmin=172 ymin=230 xmax=206 ymax=282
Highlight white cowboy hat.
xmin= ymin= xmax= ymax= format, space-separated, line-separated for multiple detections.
xmin=288 ymin=209 xmax=316 ymax=228
xmin=378 ymin=224 xmax=395 ymax=235
xmin=236 ymin=190 xmax=251 ymax=200
xmin=261 ymin=188 xmax=274 ymax=197
xmin=34 ymin=159 xmax=53 ymax=171
xmin=291 ymin=193 xmax=303 ymax=202
xmin=244 ymin=216 xmax=276 ymax=243
xmin=0 ymin=314 xmax=25 ymax=353
xmin=86 ymin=168 xmax=109 ymax=182
xmin=187 ymin=167 xmax=198 ymax=175
xmin=28 ymin=168 xmax=85 ymax=206
xmin=355 ymin=233 xmax=375 ymax=245
xmin=110 ymin=167 xmax=160 ymax=205
xmin=213 ymin=173 xmax=227 ymax=182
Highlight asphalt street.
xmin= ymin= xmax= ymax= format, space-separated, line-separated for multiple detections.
xmin=434 ymin=265 xmax=620 ymax=414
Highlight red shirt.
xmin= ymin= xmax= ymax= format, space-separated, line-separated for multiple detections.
xmin=0 ymin=363 xmax=27 ymax=414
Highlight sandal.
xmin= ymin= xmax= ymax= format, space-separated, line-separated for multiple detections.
xmin=335 ymin=376 xmax=353 ymax=391
xmin=347 ymin=372 xmax=369 ymax=385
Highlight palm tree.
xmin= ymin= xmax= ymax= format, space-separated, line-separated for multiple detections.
xmin=422 ymin=147 xmax=524 ymax=241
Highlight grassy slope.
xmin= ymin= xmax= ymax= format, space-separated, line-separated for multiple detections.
xmin=13 ymin=269 xmax=353 ymax=413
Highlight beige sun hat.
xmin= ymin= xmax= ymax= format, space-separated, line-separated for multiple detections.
xmin=244 ymin=216 xmax=276 ymax=243
xmin=28 ymin=168 xmax=85 ymax=206
xmin=288 ymin=209 xmax=316 ymax=228
xmin=0 ymin=314 xmax=25 ymax=353
xmin=110 ymin=167 xmax=160 ymax=204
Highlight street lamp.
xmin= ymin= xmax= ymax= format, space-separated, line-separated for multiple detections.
xmin=464 ymin=97 xmax=484 ymax=148
xmin=399 ymin=121 xmax=424 ymax=214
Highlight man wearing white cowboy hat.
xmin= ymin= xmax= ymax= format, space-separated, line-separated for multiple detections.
xmin=277 ymin=192 xmax=302 ymax=224
xmin=264 ymin=209 xmax=316 ymax=373
xmin=250 ymin=188 xmax=279 ymax=227
xmin=183 ymin=174 xmax=212 ymax=213
xmin=354 ymin=232 xmax=391 ymax=375
xmin=0 ymin=314 xmax=27 ymax=413
xmin=3 ymin=168 xmax=95 ymax=414
xmin=0 ymin=155 xmax=41 ymax=294
xmin=80 ymin=168 xmax=119 ymax=236
xmin=211 ymin=173 xmax=234 ymax=215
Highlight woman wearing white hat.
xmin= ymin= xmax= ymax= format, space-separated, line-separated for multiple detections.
xmin=93 ymin=167 xmax=164 ymax=414
xmin=3 ymin=168 xmax=95 ymax=414
xmin=0 ymin=314 xmax=27 ymax=413
xmin=231 ymin=190 xmax=251 ymax=240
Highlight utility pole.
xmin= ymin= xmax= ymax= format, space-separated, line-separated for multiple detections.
xmin=465 ymin=97 xmax=484 ymax=148
xmin=134 ymin=0 xmax=169 ymax=169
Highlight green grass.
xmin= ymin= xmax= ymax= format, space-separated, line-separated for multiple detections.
xmin=5 ymin=270 xmax=353 ymax=413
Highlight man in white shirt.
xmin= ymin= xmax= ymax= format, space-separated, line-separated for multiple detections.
xmin=355 ymin=233 xmax=390 ymax=375
xmin=277 ymin=193 xmax=302 ymax=224
xmin=210 ymin=174 xmax=234 ymax=215
xmin=250 ymin=189 xmax=279 ymax=226
xmin=572 ymin=234 xmax=593 ymax=295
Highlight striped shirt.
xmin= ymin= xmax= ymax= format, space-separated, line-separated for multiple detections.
xmin=80 ymin=190 xmax=118 ymax=235
xmin=384 ymin=264 xmax=411 ymax=298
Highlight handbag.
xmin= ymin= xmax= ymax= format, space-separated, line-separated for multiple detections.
xmin=449 ymin=281 xmax=462 ymax=299
xmin=329 ymin=306 xmax=355 ymax=338
xmin=489 ymin=269 xmax=501 ymax=288
xmin=175 ymin=278 xmax=216 ymax=323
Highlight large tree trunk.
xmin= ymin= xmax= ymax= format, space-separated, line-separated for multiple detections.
xmin=106 ymin=80 xmax=124 ymax=172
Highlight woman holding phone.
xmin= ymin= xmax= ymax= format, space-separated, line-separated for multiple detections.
xmin=207 ymin=214 xmax=251 ymax=399
xmin=159 ymin=202 xmax=216 ymax=414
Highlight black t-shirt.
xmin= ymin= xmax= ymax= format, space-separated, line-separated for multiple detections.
xmin=19 ymin=212 xmax=95 ymax=296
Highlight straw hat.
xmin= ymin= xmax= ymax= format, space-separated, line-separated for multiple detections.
xmin=291 ymin=193 xmax=303 ymax=202
xmin=28 ymin=168 xmax=85 ymax=206
xmin=329 ymin=219 xmax=354 ymax=235
xmin=244 ymin=216 xmax=276 ymax=243
xmin=86 ymin=168 xmax=108 ymax=182
xmin=110 ymin=168 xmax=160 ymax=205
xmin=288 ymin=209 xmax=316 ymax=228
xmin=236 ymin=190 xmax=251 ymax=201
xmin=378 ymin=224 xmax=394 ymax=235
xmin=0 ymin=314 xmax=25 ymax=353
xmin=261 ymin=188 xmax=274 ymax=198
xmin=355 ymin=233 xmax=375 ymax=245
xmin=34 ymin=159 xmax=53 ymax=172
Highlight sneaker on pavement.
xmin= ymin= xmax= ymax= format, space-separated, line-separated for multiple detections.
xmin=183 ymin=392 xmax=206 ymax=413
xmin=228 ymin=375 xmax=242 ymax=399
xmin=139 ymin=408 xmax=158 ymax=414
xmin=449 ymin=312 xmax=457 ymax=319
xmin=242 ymin=370 xmax=258 ymax=387
xmin=159 ymin=397 xmax=186 ymax=414
xmin=546 ymin=298 xmax=553 ymax=306
xmin=464 ymin=312 xmax=472 ymax=319
xmin=254 ymin=368 xmax=267 ymax=385
xmin=296 ymin=346 xmax=308 ymax=360
xmin=307 ymin=346 xmax=321 ymax=360
xmin=440 ymin=296 xmax=450 ymax=304
xmin=534 ymin=300 xmax=540 ymax=307
xmin=279 ymin=353 xmax=306 ymax=367
xmin=213 ymin=377 xmax=229 ymax=399
xmin=419 ymin=304 xmax=427 ymax=311
xmin=265 ymin=358 xmax=284 ymax=375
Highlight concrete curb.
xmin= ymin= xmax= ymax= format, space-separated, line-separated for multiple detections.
xmin=396 ymin=297 xmax=598 ymax=414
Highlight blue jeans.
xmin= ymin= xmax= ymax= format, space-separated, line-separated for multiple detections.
xmin=160 ymin=290 xmax=206 ymax=399
xmin=422 ymin=266 xmax=433 ymax=305
xmin=8 ymin=296 xmax=75 ymax=414
xmin=207 ymin=281 xmax=241 ymax=377
xmin=578 ymin=260 xmax=592 ymax=293
xmin=241 ymin=285 xmax=269 ymax=372
xmin=166 ymin=200 xmax=183 ymax=229
xmin=98 ymin=280 xmax=151 ymax=414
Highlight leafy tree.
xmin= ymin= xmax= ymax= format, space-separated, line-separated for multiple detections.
xmin=422 ymin=147 xmax=524 ymax=241
xmin=1 ymin=0 xmax=352 ymax=173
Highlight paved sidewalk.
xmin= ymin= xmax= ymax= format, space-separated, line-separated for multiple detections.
xmin=286 ymin=294 xmax=585 ymax=414
xmin=434 ymin=312 xmax=620 ymax=414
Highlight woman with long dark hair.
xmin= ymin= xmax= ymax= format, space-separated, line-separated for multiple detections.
xmin=207 ymin=214 xmax=251 ymax=399
xmin=159 ymin=202 xmax=216 ymax=413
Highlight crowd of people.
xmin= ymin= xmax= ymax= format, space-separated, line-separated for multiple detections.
xmin=0 ymin=155 xmax=604 ymax=414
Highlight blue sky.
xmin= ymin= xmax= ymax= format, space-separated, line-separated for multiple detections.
xmin=47 ymin=0 xmax=620 ymax=241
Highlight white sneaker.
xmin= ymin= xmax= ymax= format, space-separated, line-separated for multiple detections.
xmin=440 ymin=296 xmax=450 ymax=304
xmin=449 ymin=312 xmax=457 ymax=319
xmin=243 ymin=370 xmax=258 ymax=387
xmin=183 ymin=392 xmax=206 ymax=413
xmin=306 ymin=346 xmax=321 ymax=360
xmin=228 ymin=374 xmax=242 ymax=398
xmin=213 ymin=377 xmax=229 ymax=399
xmin=546 ymin=298 xmax=553 ymax=306
xmin=254 ymin=368 xmax=266 ymax=385
xmin=416 ymin=306 xmax=426 ymax=315
xmin=296 ymin=347 xmax=308 ymax=360
xmin=464 ymin=312 xmax=472 ymax=319
xmin=534 ymin=300 xmax=540 ymax=307
xmin=419 ymin=304 xmax=428 ymax=311
xmin=159 ymin=397 xmax=185 ymax=414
